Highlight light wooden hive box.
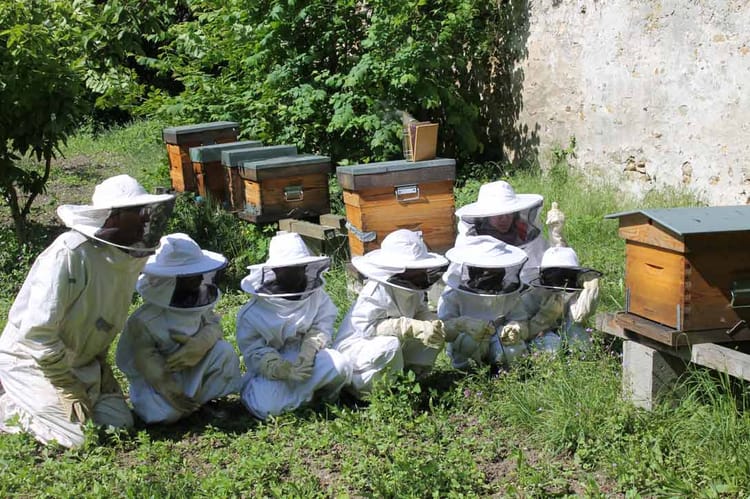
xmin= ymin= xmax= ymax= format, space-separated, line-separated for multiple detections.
xmin=162 ymin=121 xmax=239 ymax=192
xmin=606 ymin=206 xmax=750 ymax=338
xmin=188 ymin=140 xmax=261 ymax=204
xmin=220 ymin=145 xmax=297 ymax=212
xmin=237 ymin=154 xmax=332 ymax=223
xmin=336 ymin=158 xmax=456 ymax=256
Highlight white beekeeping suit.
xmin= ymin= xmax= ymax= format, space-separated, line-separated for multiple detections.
xmin=236 ymin=232 xmax=351 ymax=420
xmin=0 ymin=175 xmax=175 ymax=448
xmin=116 ymin=233 xmax=242 ymax=424
xmin=334 ymin=230 xmax=449 ymax=397
xmin=438 ymin=235 xmax=531 ymax=368
xmin=453 ymin=180 xmax=548 ymax=282
xmin=519 ymin=246 xmax=601 ymax=353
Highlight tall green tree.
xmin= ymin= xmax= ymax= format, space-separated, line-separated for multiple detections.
xmin=0 ymin=0 xmax=88 ymax=242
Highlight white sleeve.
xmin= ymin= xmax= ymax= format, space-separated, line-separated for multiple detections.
xmin=235 ymin=303 xmax=278 ymax=370
xmin=18 ymin=243 xmax=85 ymax=389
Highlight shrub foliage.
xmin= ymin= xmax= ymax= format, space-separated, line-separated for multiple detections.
xmin=146 ymin=0 xmax=526 ymax=165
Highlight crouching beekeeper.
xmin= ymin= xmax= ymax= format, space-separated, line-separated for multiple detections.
xmin=0 ymin=175 xmax=175 ymax=448
xmin=236 ymin=232 xmax=351 ymax=419
xmin=334 ymin=229 xmax=449 ymax=397
xmin=116 ymin=233 xmax=242 ymax=424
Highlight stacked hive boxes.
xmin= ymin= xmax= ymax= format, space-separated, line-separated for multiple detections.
xmin=336 ymin=158 xmax=456 ymax=256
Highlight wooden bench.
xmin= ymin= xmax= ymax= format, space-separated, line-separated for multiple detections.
xmin=596 ymin=311 xmax=750 ymax=410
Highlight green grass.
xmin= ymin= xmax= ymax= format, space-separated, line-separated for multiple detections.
xmin=2 ymin=122 xmax=749 ymax=496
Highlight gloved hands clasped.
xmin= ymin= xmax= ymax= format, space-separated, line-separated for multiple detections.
xmin=375 ymin=317 xmax=445 ymax=348
xmin=442 ymin=317 xmax=495 ymax=343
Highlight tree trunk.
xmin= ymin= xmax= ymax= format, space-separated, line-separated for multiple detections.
xmin=6 ymin=184 xmax=27 ymax=244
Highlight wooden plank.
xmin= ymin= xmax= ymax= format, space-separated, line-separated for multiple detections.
xmin=691 ymin=343 xmax=750 ymax=381
xmin=285 ymin=219 xmax=337 ymax=240
xmin=319 ymin=213 xmax=347 ymax=229
xmin=599 ymin=311 xmax=750 ymax=346
xmin=410 ymin=123 xmax=438 ymax=162
xmin=615 ymin=312 xmax=680 ymax=346
xmin=625 ymin=242 xmax=685 ymax=329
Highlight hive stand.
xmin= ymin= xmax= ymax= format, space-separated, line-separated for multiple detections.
xmin=278 ymin=214 xmax=349 ymax=262
xmin=596 ymin=312 xmax=750 ymax=410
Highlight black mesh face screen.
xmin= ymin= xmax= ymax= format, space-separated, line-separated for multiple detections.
xmin=387 ymin=265 xmax=448 ymax=291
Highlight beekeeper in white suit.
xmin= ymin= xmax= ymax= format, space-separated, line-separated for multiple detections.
xmin=334 ymin=229 xmax=448 ymax=397
xmin=454 ymin=180 xmax=547 ymax=282
xmin=236 ymin=232 xmax=351 ymax=419
xmin=438 ymin=235 xmax=530 ymax=369
xmin=0 ymin=175 xmax=175 ymax=448
xmin=510 ymin=246 xmax=601 ymax=353
xmin=116 ymin=233 xmax=242 ymax=424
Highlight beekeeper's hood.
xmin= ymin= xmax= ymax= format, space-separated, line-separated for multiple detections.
xmin=456 ymin=181 xmax=542 ymax=221
xmin=444 ymin=235 xmax=528 ymax=295
xmin=57 ymin=174 xmax=175 ymax=257
xmin=526 ymin=246 xmax=601 ymax=291
xmin=352 ymin=229 xmax=448 ymax=291
xmin=137 ymin=233 xmax=227 ymax=311
xmin=241 ymin=231 xmax=330 ymax=298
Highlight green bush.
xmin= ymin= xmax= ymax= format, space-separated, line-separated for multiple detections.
xmin=147 ymin=0 xmax=517 ymax=164
xmin=166 ymin=193 xmax=272 ymax=288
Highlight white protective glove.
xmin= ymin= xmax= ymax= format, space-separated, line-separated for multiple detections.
xmin=133 ymin=340 xmax=199 ymax=415
xmin=500 ymin=321 xmax=529 ymax=345
xmin=442 ymin=317 xmax=495 ymax=343
xmin=292 ymin=329 xmax=329 ymax=381
xmin=154 ymin=373 xmax=201 ymax=414
xmin=545 ymin=201 xmax=567 ymax=248
xmin=58 ymin=383 xmax=94 ymax=424
xmin=166 ymin=321 xmax=223 ymax=372
xmin=258 ymin=351 xmax=311 ymax=382
xmin=569 ymin=277 xmax=600 ymax=323
xmin=528 ymin=293 xmax=566 ymax=337
xmin=375 ymin=318 xmax=445 ymax=348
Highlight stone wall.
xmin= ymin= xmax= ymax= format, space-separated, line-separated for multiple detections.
xmin=516 ymin=0 xmax=750 ymax=204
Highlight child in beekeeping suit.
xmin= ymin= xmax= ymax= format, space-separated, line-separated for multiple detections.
xmin=453 ymin=180 xmax=548 ymax=282
xmin=499 ymin=203 xmax=601 ymax=354
xmin=116 ymin=233 xmax=242 ymax=424
xmin=438 ymin=235 xmax=531 ymax=369
xmin=334 ymin=229 xmax=449 ymax=397
xmin=236 ymin=232 xmax=351 ymax=419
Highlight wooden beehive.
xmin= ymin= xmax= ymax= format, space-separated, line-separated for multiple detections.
xmin=336 ymin=158 xmax=456 ymax=256
xmin=607 ymin=207 xmax=750 ymax=338
xmin=238 ymin=155 xmax=332 ymax=223
xmin=220 ymin=145 xmax=297 ymax=212
xmin=162 ymin=121 xmax=239 ymax=192
xmin=189 ymin=140 xmax=262 ymax=204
